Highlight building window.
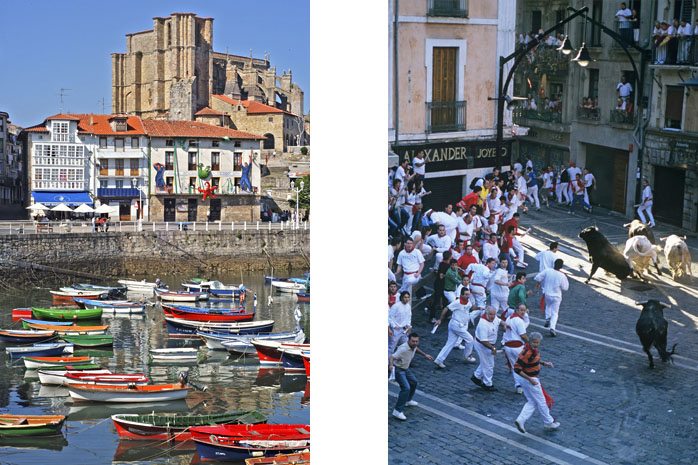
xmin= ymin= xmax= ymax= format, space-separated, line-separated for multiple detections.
xmin=99 ymin=179 xmax=108 ymax=189
xmin=165 ymin=139 xmax=174 ymax=147
xmin=166 ymin=176 xmax=174 ymax=186
xmin=531 ymin=10 xmax=542 ymax=33
xmin=212 ymin=140 xmax=219 ymax=147
xmin=211 ymin=152 xmax=220 ymax=171
xmin=51 ymin=121 xmax=69 ymax=142
xmin=188 ymin=152 xmax=197 ymax=171
xmin=268 ymin=117 xmax=273 ymax=122
xmin=188 ymin=139 xmax=198 ymax=148
xmin=131 ymin=137 xmax=139 ymax=148
xmin=99 ymin=137 xmax=107 ymax=148
xmin=211 ymin=177 xmax=220 ymax=187
xmin=115 ymin=159 xmax=124 ymax=176
xmin=234 ymin=141 xmax=241 ymax=147
xmin=100 ymin=160 xmax=109 ymax=176
xmin=115 ymin=180 xmax=124 ymax=189
xmin=233 ymin=152 xmax=243 ymax=171
xmin=427 ymin=0 xmax=468 ymax=18
xmin=130 ymin=158 xmax=139 ymax=176
xmin=426 ymin=42 xmax=467 ymax=133
xmin=189 ymin=177 xmax=197 ymax=189
xmin=588 ymin=69 xmax=599 ymax=99
xmin=165 ymin=151 xmax=174 ymax=170
xmin=665 ymin=86 xmax=684 ymax=130
xmin=115 ymin=138 xmax=124 ymax=151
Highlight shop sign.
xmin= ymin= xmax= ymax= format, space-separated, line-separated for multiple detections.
xmin=392 ymin=140 xmax=511 ymax=171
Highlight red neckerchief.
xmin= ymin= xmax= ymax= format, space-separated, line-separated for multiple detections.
xmin=509 ymin=312 xmax=522 ymax=320
xmin=388 ymin=293 xmax=397 ymax=306
xmin=459 ymin=296 xmax=469 ymax=304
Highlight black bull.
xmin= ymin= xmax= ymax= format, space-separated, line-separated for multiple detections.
xmin=578 ymin=226 xmax=632 ymax=283
xmin=635 ymin=300 xmax=677 ymax=369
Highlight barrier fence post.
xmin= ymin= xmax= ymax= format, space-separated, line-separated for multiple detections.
xmin=166 ymin=222 xmax=169 ymax=231
xmin=256 ymin=221 xmax=259 ymax=230
xmin=244 ymin=221 xmax=247 ymax=230
xmin=206 ymin=222 xmax=209 ymax=232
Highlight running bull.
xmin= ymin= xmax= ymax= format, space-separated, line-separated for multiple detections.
xmin=623 ymin=235 xmax=662 ymax=278
xmin=623 ymin=219 xmax=656 ymax=245
xmin=661 ymin=235 xmax=692 ymax=280
xmin=635 ymin=299 xmax=677 ymax=369
xmin=579 ymin=226 xmax=632 ymax=283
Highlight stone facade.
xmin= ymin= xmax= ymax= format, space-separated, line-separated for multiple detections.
xmin=0 ymin=111 xmax=24 ymax=204
xmin=112 ymin=13 xmax=304 ymax=122
xmin=0 ymin=229 xmax=309 ymax=276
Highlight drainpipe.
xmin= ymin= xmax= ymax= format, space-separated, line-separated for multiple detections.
xmin=393 ymin=0 xmax=399 ymax=148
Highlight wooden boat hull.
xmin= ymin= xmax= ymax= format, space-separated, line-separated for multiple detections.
xmin=117 ymin=279 xmax=158 ymax=292
xmin=24 ymin=356 xmax=92 ymax=369
xmin=280 ymin=348 xmax=308 ymax=372
xmin=271 ymin=281 xmax=306 ymax=294
xmin=67 ymin=383 xmax=189 ymax=403
xmin=165 ymin=317 xmax=274 ymax=336
xmin=301 ymin=353 xmax=310 ymax=378
xmin=0 ymin=415 xmax=66 ymax=438
xmin=215 ymin=330 xmax=305 ymax=354
xmin=0 ymin=330 xmax=56 ymax=344
xmin=21 ymin=319 xmax=74 ymax=329
xmin=38 ymin=368 xmax=112 ymax=385
xmin=162 ymin=305 xmax=254 ymax=322
xmin=295 ymin=292 xmax=310 ymax=303
xmin=155 ymin=289 xmax=207 ymax=302
xmin=25 ymin=322 xmax=109 ymax=336
xmin=65 ymin=373 xmax=148 ymax=386
xmin=245 ymin=451 xmax=310 ymax=465
xmin=111 ymin=411 xmax=266 ymax=441
xmin=149 ymin=348 xmax=199 ymax=361
xmin=6 ymin=343 xmax=73 ymax=359
xmin=32 ymin=307 xmax=103 ymax=321
xmin=60 ymin=334 xmax=114 ymax=348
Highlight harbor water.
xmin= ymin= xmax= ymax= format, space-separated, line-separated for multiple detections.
xmin=0 ymin=272 xmax=310 ymax=465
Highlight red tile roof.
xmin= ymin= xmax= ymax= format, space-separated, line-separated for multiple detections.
xmin=212 ymin=95 xmax=297 ymax=116
xmin=142 ymin=120 xmax=263 ymax=139
xmin=46 ymin=114 xmax=81 ymax=121
xmin=26 ymin=114 xmax=146 ymax=135
xmin=194 ymin=107 xmax=226 ymax=116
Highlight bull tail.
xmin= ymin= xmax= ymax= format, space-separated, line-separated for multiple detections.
xmin=658 ymin=343 xmax=678 ymax=364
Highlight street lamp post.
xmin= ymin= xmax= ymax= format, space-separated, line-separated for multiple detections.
xmin=291 ymin=179 xmax=304 ymax=229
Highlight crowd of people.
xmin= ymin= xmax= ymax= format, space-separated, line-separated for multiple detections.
xmin=652 ymin=18 xmax=698 ymax=65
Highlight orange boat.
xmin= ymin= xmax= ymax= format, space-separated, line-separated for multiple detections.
xmin=24 ymin=356 xmax=92 ymax=369
xmin=67 ymin=383 xmax=189 ymax=403
xmin=245 ymin=451 xmax=310 ymax=464
xmin=25 ymin=323 xmax=109 ymax=335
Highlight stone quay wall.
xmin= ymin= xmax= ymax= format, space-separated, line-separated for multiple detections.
xmin=0 ymin=229 xmax=309 ymax=278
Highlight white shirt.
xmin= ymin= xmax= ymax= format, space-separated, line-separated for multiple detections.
xmin=584 ymin=173 xmax=595 ymax=188
xmin=642 ymin=185 xmax=653 ymax=203
xmin=412 ymin=156 xmax=425 ymax=176
xmin=542 ymin=172 xmax=554 ymax=188
xmin=567 ymin=166 xmax=582 ymax=180
xmin=396 ymin=249 xmax=425 ymax=273
xmin=466 ymin=263 xmax=493 ymax=287
xmin=426 ymin=233 xmax=452 ymax=253
xmin=667 ymin=25 xmax=675 ymax=35
xmin=388 ymin=245 xmax=395 ymax=264
xmin=430 ymin=211 xmax=458 ymax=240
xmin=617 ymin=82 xmax=632 ymax=98
xmin=616 ymin=8 xmax=631 ymax=26
xmin=678 ymin=25 xmax=692 ymax=36
xmin=536 ymin=249 xmax=557 ymax=271
xmin=475 ymin=316 xmax=502 ymax=344
xmin=516 ymin=175 xmax=527 ymax=194
xmin=388 ymin=301 xmax=411 ymax=329
xmin=482 ymin=241 xmax=500 ymax=263
xmin=526 ymin=159 xmax=533 ymax=170
xmin=534 ymin=268 xmax=569 ymax=297
xmin=415 ymin=187 xmax=428 ymax=205
xmin=395 ymin=165 xmax=407 ymax=183
xmin=502 ymin=314 xmax=530 ymax=343
xmin=513 ymin=162 xmax=523 ymax=173
xmin=489 ymin=267 xmax=510 ymax=295
xmin=457 ymin=217 xmax=475 ymax=240
xmin=447 ymin=299 xmax=472 ymax=326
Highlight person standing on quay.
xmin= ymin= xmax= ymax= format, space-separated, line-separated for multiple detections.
xmin=433 ymin=287 xmax=477 ymax=369
xmin=636 ymin=178 xmax=656 ymax=228
xmin=391 ymin=333 xmax=433 ymax=421
xmin=534 ymin=258 xmax=569 ymax=337
xmin=513 ymin=332 xmax=560 ymax=433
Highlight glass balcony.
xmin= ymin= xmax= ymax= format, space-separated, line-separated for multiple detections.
xmin=426 ymin=101 xmax=467 ymax=133
xmin=427 ymin=0 xmax=468 ymax=18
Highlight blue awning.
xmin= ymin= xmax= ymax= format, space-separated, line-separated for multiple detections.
xmin=32 ymin=191 xmax=94 ymax=206
xmin=97 ymin=188 xmax=141 ymax=198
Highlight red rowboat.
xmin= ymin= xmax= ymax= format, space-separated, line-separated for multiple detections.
xmin=64 ymin=373 xmax=149 ymax=386
xmin=301 ymin=352 xmax=310 ymax=378
xmin=67 ymin=383 xmax=189 ymax=403
xmin=161 ymin=304 xmax=255 ymax=322
xmin=12 ymin=308 xmax=33 ymax=321
xmin=252 ymin=341 xmax=310 ymax=366
xmin=245 ymin=451 xmax=310 ymax=464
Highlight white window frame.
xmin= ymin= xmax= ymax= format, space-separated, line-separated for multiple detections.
xmin=424 ymin=38 xmax=467 ymax=103
xmin=51 ymin=121 xmax=69 ymax=142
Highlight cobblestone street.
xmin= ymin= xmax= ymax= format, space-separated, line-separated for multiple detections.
xmin=389 ymin=205 xmax=698 ymax=465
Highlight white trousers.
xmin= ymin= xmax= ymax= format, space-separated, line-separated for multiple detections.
xmin=470 ymin=286 xmax=487 ymax=309
xmin=637 ymin=201 xmax=655 ymax=226
xmin=435 ymin=320 xmax=474 ymax=364
xmin=504 ymin=345 xmax=525 ymax=388
xmin=473 ymin=342 xmax=495 ymax=386
xmin=513 ymin=237 xmax=525 ymax=263
xmin=527 ymin=185 xmax=540 ymax=209
xmin=514 ymin=373 xmax=555 ymax=426
xmin=544 ymin=294 xmax=562 ymax=330
xmin=490 ymin=291 xmax=509 ymax=313
xmin=400 ymin=273 xmax=420 ymax=295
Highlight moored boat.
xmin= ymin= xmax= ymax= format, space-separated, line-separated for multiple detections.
xmin=270 ymin=281 xmax=307 ymax=294
xmin=252 ymin=341 xmax=309 ymax=366
xmin=245 ymin=451 xmax=310 ymax=465
xmin=279 ymin=345 xmax=310 ymax=372
xmin=295 ymin=292 xmax=310 ymax=303
xmin=60 ymin=334 xmax=114 ymax=348
xmin=67 ymin=382 xmax=189 ymax=403
xmin=165 ymin=317 xmax=274 ymax=336
xmin=211 ymin=329 xmax=305 ymax=354
xmin=0 ymin=415 xmax=66 ymax=437
xmin=24 ymin=355 xmax=93 ymax=369
xmin=301 ymin=351 xmax=310 ymax=378
xmin=162 ymin=304 xmax=254 ymax=322
xmin=117 ymin=279 xmax=159 ymax=293
xmin=24 ymin=322 xmax=109 ymax=336
xmin=21 ymin=319 xmax=74 ymax=329
xmin=38 ymin=367 xmax=112 ymax=385
xmin=32 ymin=307 xmax=103 ymax=321
xmin=50 ymin=290 xmax=104 ymax=305
xmin=149 ymin=348 xmax=199 ymax=361
xmin=74 ymin=298 xmax=145 ymax=314
xmin=65 ymin=372 xmax=148 ymax=386
xmin=111 ymin=410 xmax=267 ymax=441
xmin=182 ymin=280 xmax=247 ymax=298
xmin=6 ymin=342 xmax=73 ymax=359
xmin=0 ymin=330 xmax=56 ymax=344
xmin=154 ymin=288 xmax=208 ymax=302
xmin=191 ymin=424 xmax=310 ymax=462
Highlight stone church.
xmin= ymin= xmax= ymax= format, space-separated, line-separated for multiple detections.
xmin=111 ymin=12 xmax=304 ymax=123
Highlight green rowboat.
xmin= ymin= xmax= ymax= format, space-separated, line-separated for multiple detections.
xmin=0 ymin=415 xmax=66 ymax=437
xmin=60 ymin=334 xmax=113 ymax=348
xmin=32 ymin=307 xmax=103 ymax=321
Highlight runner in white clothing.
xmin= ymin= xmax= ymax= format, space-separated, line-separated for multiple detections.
xmin=429 ymin=205 xmax=459 ymax=241
xmin=502 ymin=304 xmax=530 ymax=393
xmin=433 ymin=288 xmax=478 ymax=368
xmin=465 ymin=258 xmax=497 ymax=312
xmin=534 ymin=259 xmax=569 ymax=337
xmin=426 ymin=225 xmax=453 ymax=264
xmin=472 ymin=306 xmax=506 ymax=390
xmin=396 ymin=238 xmax=425 ymax=295
xmin=636 ymin=178 xmax=655 ymax=227
xmin=482 ymin=233 xmax=501 ymax=263
xmin=388 ymin=291 xmax=413 ymax=356
xmin=489 ymin=259 xmax=511 ymax=315
xmin=535 ymin=241 xmax=559 ymax=272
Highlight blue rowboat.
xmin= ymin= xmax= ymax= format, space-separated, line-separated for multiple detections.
xmin=22 ymin=319 xmax=74 ymax=329
xmin=73 ymin=298 xmax=145 ymax=314
xmin=0 ymin=330 xmax=57 ymax=344
xmin=164 ymin=317 xmax=273 ymax=337
xmin=6 ymin=342 xmax=74 ymax=359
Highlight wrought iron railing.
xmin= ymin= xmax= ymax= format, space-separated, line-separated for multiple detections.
xmin=576 ymin=106 xmax=600 ymax=121
xmin=609 ymin=109 xmax=635 ymax=125
xmin=652 ymin=35 xmax=697 ymax=65
xmin=512 ymin=108 xmax=562 ymax=124
xmin=427 ymin=0 xmax=468 ymax=18
xmin=426 ymin=101 xmax=467 ymax=133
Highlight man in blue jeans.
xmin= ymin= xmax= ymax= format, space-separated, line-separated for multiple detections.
xmin=391 ymin=333 xmax=433 ymax=420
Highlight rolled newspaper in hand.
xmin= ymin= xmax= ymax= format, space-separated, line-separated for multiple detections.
xmin=431 ymin=323 xmax=440 ymax=334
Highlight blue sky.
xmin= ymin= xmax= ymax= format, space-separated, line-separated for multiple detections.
xmin=0 ymin=0 xmax=309 ymax=128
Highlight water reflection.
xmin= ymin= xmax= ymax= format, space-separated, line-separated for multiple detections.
xmin=0 ymin=271 xmax=309 ymax=464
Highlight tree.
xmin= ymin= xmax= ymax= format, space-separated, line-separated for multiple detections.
xmin=289 ymin=175 xmax=310 ymax=219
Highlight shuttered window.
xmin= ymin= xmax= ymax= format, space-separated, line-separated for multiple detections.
xmin=665 ymin=86 xmax=684 ymax=130
xmin=432 ymin=47 xmax=457 ymax=103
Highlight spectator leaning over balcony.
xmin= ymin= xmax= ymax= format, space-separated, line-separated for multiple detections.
xmin=655 ymin=22 xmax=669 ymax=64
xmin=616 ymin=75 xmax=633 ymax=104
xmin=615 ymin=3 xmax=633 ymax=45
xmin=677 ymin=19 xmax=692 ymax=64
xmin=668 ymin=19 xmax=680 ymax=64
xmin=631 ymin=9 xmax=640 ymax=43
xmin=615 ymin=97 xmax=627 ymax=111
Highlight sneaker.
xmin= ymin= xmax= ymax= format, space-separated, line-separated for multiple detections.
xmin=516 ymin=262 xmax=528 ymax=268
xmin=544 ymin=421 xmax=560 ymax=430
xmin=471 ymin=375 xmax=483 ymax=387
xmin=465 ymin=355 xmax=477 ymax=363
xmin=405 ymin=400 xmax=419 ymax=407
xmin=544 ymin=319 xmax=550 ymax=328
xmin=482 ymin=385 xmax=498 ymax=392
xmin=456 ymin=343 xmax=466 ymax=350
xmin=514 ymin=419 xmax=526 ymax=433
xmin=516 ymin=386 xmax=524 ymax=394
xmin=549 ymin=329 xmax=557 ymax=337
xmin=434 ymin=361 xmax=446 ymax=369
xmin=392 ymin=409 xmax=407 ymax=421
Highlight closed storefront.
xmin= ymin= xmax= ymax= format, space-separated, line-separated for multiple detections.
xmin=585 ymin=144 xmax=628 ymax=213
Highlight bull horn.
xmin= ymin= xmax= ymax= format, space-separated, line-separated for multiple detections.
xmin=682 ymin=236 xmax=687 ymax=240
xmin=623 ymin=223 xmax=631 ymax=228
xmin=659 ymin=301 xmax=671 ymax=308
xmin=634 ymin=300 xmax=648 ymax=305
xmin=659 ymin=236 xmax=668 ymax=241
